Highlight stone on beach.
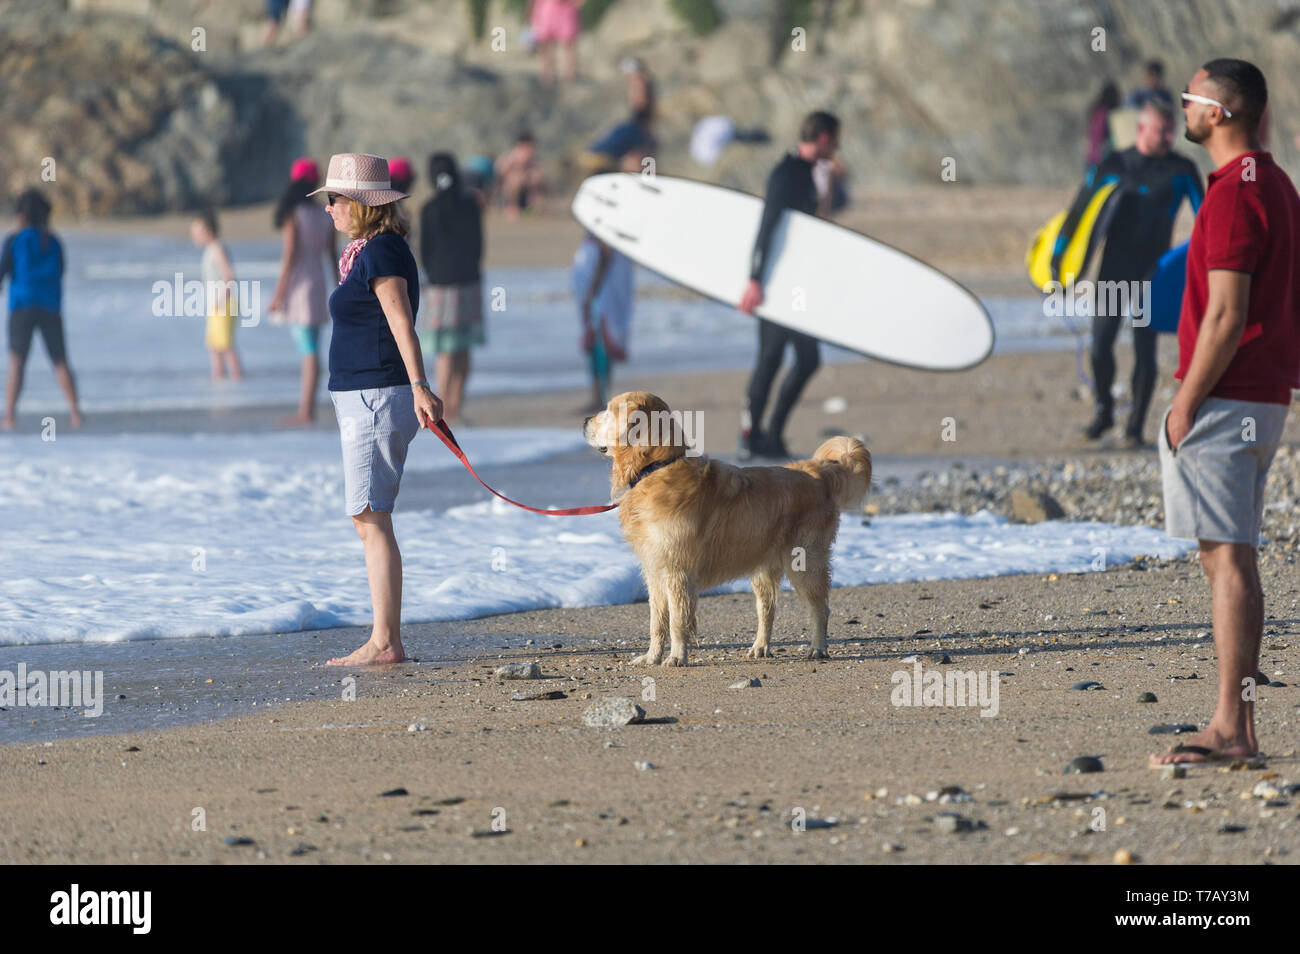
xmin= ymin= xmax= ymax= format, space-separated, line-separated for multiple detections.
xmin=582 ymin=697 xmax=645 ymax=727
xmin=495 ymin=663 xmax=543 ymax=680
xmin=1009 ymin=489 xmax=1066 ymax=523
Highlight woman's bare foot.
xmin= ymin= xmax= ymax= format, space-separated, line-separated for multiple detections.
xmin=1149 ymin=726 xmax=1255 ymax=765
xmin=326 ymin=636 xmax=405 ymax=666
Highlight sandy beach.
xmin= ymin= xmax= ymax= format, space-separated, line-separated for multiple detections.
xmin=6 ymin=199 xmax=1296 ymax=867
xmin=3 ymin=330 xmax=1299 ymax=863
xmin=2 ymin=559 xmax=1295 ymax=865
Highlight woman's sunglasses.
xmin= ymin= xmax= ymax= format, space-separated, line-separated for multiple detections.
xmin=324 ymin=193 xmax=342 ymax=206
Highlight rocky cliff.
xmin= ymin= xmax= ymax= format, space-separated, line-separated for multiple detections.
xmin=4 ymin=0 xmax=1297 ymax=215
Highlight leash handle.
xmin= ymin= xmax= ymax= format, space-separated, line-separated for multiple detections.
xmin=428 ymin=419 xmax=617 ymax=516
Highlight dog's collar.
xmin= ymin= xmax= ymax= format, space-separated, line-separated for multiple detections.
xmin=627 ymin=455 xmax=686 ymax=489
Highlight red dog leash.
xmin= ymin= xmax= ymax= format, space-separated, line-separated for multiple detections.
xmin=428 ymin=419 xmax=618 ymax=516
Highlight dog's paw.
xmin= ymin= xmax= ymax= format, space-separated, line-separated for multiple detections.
xmin=663 ymin=653 xmax=688 ymax=667
xmin=804 ymin=646 xmax=829 ymax=660
xmin=630 ymin=651 xmax=662 ymax=665
xmin=745 ymin=644 xmax=773 ymax=659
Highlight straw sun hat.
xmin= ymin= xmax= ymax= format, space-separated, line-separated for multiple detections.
xmin=306 ymin=153 xmax=409 ymax=206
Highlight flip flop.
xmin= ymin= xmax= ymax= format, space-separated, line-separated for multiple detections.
xmin=1149 ymin=743 xmax=1238 ymax=765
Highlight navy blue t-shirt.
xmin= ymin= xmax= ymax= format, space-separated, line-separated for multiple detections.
xmin=328 ymin=232 xmax=420 ymax=391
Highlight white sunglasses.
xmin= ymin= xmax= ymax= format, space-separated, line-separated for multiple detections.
xmin=1180 ymin=90 xmax=1232 ymax=119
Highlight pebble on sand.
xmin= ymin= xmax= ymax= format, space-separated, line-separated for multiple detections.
xmin=1137 ymin=692 xmax=1158 ymax=703
xmin=1147 ymin=723 xmax=1197 ymax=735
xmin=510 ymin=688 xmax=567 ymax=701
xmin=1113 ymin=848 xmax=1136 ymax=865
xmin=1009 ymin=488 xmax=1066 ymax=523
xmin=730 ymin=678 xmax=762 ymax=689
xmin=582 ymin=697 xmax=645 ymax=727
xmin=934 ymin=813 xmax=979 ymax=834
xmin=495 ymin=663 xmax=543 ymax=680
xmin=1065 ymin=756 xmax=1104 ymax=774
xmin=1070 ymin=681 xmax=1104 ymax=691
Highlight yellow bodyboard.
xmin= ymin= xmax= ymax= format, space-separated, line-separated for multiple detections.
xmin=1025 ymin=180 xmax=1120 ymax=289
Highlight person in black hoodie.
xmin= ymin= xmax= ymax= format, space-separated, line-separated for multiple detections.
xmin=418 ymin=153 xmax=484 ymax=424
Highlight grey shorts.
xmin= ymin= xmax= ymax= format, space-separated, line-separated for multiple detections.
xmin=1159 ymin=396 xmax=1288 ymax=544
xmin=330 ymin=385 xmax=421 ymax=516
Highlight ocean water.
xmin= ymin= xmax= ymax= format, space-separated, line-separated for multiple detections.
xmin=0 ymin=426 xmax=1192 ymax=648
xmin=7 ymin=232 xmax=1071 ymax=414
xmin=0 ymin=230 xmax=1174 ymax=652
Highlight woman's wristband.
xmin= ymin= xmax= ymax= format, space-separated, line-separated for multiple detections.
xmin=411 ymin=380 xmax=431 ymax=391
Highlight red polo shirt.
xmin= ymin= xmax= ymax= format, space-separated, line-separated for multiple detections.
xmin=1177 ymin=151 xmax=1300 ymax=405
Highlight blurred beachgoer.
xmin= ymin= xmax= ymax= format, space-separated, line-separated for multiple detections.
xmin=691 ymin=115 xmax=736 ymax=166
xmin=462 ymin=154 xmax=495 ymax=209
xmin=622 ymin=57 xmax=655 ymax=118
xmin=581 ymin=115 xmax=656 ymax=174
xmin=571 ymin=152 xmax=641 ymax=411
xmin=813 ymin=155 xmax=850 ymax=217
xmin=530 ymin=0 xmax=583 ymax=86
xmin=1125 ymin=59 xmax=1174 ymax=110
xmin=738 ymin=111 xmax=841 ymax=459
xmin=579 ymin=60 xmax=658 ymax=174
xmin=419 ymin=152 xmax=484 ymax=424
xmin=495 ymin=131 xmax=544 ymax=218
xmin=1087 ymin=81 xmax=1121 ymax=165
xmin=288 ymin=0 xmax=314 ymax=36
xmin=1065 ymin=100 xmax=1202 ymax=446
xmin=690 ymin=116 xmax=772 ymax=167
xmin=0 ymin=189 xmax=81 ymax=430
xmin=269 ymin=157 xmax=336 ymax=425
xmin=262 ymin=0 xmax=289 ymax=45
xmin=387 ymin=156 xmax=416 ymax=196
xmin=1152 ymin=59 xmax=1300 ymax=766
xmin=308 ymin=152 xmax=442 ymax=666
xmin=191 ymin=209 xmax=243 ymax=382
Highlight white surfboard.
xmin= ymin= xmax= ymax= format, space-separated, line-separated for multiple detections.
xmin=571 ymin=173 xmax=994 ymax=371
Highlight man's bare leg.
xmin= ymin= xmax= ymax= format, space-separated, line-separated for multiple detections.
xmin=53 ymin=361 xmax=82 ymax=428
xmin=1152 ymin=541 xmax=1261 ymax=764
xmin=329 ymin=508 xmax=405 ymax=665
xmin=449 ymin=350 xmax=470 ymax=422
xmin=3 ymin=352 xmax=24 ymax=429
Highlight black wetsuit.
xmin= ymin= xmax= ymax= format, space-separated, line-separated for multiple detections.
xmin=745 ymin=152 xmax=821 ymax=450
xmin=1063 ymin=146 xmax=1203 ymax=439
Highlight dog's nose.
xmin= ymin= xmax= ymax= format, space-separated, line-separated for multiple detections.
xmin=582 ymin=416 xmax=592 ymax=428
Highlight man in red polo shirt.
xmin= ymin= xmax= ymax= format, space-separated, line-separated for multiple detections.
xmin=1153 ymin=59 xmax=1300 ymax=765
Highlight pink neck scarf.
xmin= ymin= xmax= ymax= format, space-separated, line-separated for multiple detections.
xmin=338 ymin=237 xmax=369 ymax=282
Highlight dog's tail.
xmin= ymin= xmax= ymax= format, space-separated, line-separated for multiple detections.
xmin=791 ymin=436 xmax=872 ymax=511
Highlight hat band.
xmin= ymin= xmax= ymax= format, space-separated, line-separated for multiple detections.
xmin=324 ymin=176 xmax=392 ymax=190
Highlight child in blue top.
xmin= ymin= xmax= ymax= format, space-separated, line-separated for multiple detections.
xmin=0 ymin=189 xmax=82 ymax=429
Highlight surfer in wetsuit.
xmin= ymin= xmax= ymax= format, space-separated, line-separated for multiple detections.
xmin=1064 ymin=100 xmax=1203 ymax=447
xmin=738 ymin=110 xmax=840 ymax=459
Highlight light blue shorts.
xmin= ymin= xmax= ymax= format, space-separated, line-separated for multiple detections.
xmin=330 ymin=385 xmax=421 ymax=516
xmin=290 ymin=324 xmax=321 ymax=357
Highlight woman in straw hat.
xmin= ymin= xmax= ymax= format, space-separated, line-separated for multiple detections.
xmin=309 ymin=153 xmax=443 ymax=666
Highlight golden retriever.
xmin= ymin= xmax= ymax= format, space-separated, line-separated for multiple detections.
xmin=583 ymin=391 xmax=871 ymax=666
